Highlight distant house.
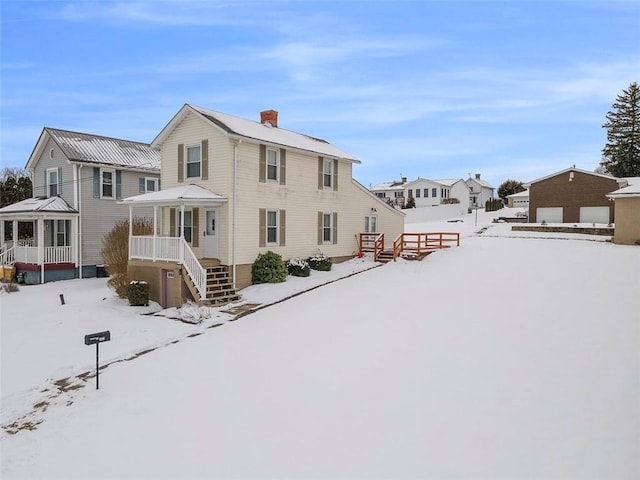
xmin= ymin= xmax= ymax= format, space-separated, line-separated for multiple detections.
xmin=0 ymin=128 xmax=160 ymax=283
xmin=506 ymin=189 xmax=529 ymax=208
xmin=466 ymin=174 xmax=494 ymax=207
xmin=607 ymin=178 xmax=640 ymax=245
xmin=370 ymin=178 xmax=407 ymax=208
xmin=122 ymin=105 xmax=405 ymax=307
xmin=525 ymin=167 xmax=619 ymax=224
xmin=404 ymin=178 xmax=470 ymax=214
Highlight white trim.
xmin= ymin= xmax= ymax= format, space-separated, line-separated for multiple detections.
xmin=185 ymin=144 xmax=202 ymax=180
xmin=266 ymin=209 xmax=279 ymax=245
xmin=266 ymin=147 xmax=279 ymax=182
xmin=100 ymin=168 xmax=115 ymax=199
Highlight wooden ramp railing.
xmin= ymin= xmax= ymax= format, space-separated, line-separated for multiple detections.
xmin=359 ymin=232 xmax=460 ymax=262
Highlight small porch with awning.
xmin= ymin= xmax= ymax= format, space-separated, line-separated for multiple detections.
xmin=0 ymin=196 xmax=79 ymax=284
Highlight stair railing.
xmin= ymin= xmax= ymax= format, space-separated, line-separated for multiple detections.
xmin=180 ymin=239 xmax=207 ymax=300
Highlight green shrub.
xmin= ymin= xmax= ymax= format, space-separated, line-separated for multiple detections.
xmin=286 ymin=258 xmax=311 ymax=277
xmin=252 ymin=251 xmax=288 ymax=284
xmin=128 ymin=281 xmax=150 ymax=306
xmin=485 ymin=198 xmax=504 ymax=212
xmin=308 ymin=252 xmax=332 ymax=271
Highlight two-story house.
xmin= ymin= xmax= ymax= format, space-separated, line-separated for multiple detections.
xmin=0 ymin=128 xmax=160 ymax=283
xmin=466 ymin=173 xmax=494 ymax=207
xmin=122 ymin=105 xmax=405 ymax=307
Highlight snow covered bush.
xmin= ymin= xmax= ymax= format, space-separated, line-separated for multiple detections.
xmin=251 ymin=251 xmax=288 ymax=284
xmin=286 ymin=257 xmax=310 ymax=277
xmin=128 ymin=280 xmax=149 ymax=306
xmin=307 ymin=252 xmax=332 ymax=271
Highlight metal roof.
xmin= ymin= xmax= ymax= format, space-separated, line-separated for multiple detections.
xmin=0 ymin=196 xmax=78 ymax=216
xmin=45 ymin=128 xmax=160 ymax=171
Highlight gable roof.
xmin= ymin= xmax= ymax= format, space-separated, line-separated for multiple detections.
xmin=26 ymin=128 xmax=160 ymax=172
xmin=0 ymin=196 xmax=78 ymax=216
xmin=525 ymin=167 xmax=616 ymax=186
xmin=506 ymin=189 xmax=529 ymax=198
xmin=152 ymin=104 xmax=360 ymax=163
xmin=466 ymin=176 xmax=494 ymax=189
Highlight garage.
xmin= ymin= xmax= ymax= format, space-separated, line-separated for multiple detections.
xmin=579 ymin=206 xmax=610 ymax=224
xmin=536 ymin=207 xmax=563 ymax=223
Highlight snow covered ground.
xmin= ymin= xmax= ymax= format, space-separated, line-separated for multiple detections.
xmin=2 ymin=208 xmax=639 ymax=479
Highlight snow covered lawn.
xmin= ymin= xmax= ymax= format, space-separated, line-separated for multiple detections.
xmin=2 ymin=211 xmax=639 ymax=479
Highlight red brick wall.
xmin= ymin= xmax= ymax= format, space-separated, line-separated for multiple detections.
xmin=528 ymin=170 xmax=618 ymax=223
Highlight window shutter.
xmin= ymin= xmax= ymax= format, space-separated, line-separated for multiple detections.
xmin=279 ymin=148 xmax=286 ymax=185
xmin=318 ymin=157 xmax=323 ymax=189
xmin=139 ymin=178 xmax=145 ymax=193
xmin=93 ymin=168 xmax=100 ymax=198
xmin=177 ymin=144 xmax=184 ymax=183
xmin=333 ymin=160 xmax=338 ymax=191
xmin=115 ymin=170 xmax=122 ymax=199
xmin=201 ymin=140 xmax=209 ymax=181
xmin=44 ymin=170 xmax=47 ymax=196
xmin=317 ymin=211 xmax=323 ymax=245
xmin=169 ymin=208 xmax=176 ymax=237
xmin=279 ymin=209 xmax=286 ymax=246
xmin=259 ymin=208 xmax=266 ymax=247
xmin=259 ymin=144 xmax=266 ymax=183
xmin=192 ymin=208 xmax=200 ymax=247
xmin=58 ymin=167 xmax=63 ymax=195
xmin=158 ymin=178 xmax=161 ymax=191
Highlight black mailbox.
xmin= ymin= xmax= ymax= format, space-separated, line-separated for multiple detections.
xmin=84 ymin=330 xmax=111 ymax=345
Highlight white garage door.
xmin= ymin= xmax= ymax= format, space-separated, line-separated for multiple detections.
xmin=537 ymin=207 xmax=563 ymax=223
xmin=580 ymin=206 xmax=610 ymax=224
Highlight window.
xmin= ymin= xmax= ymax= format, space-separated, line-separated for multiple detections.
xmin=408 ymin=189 xmax=413 ymax=199
xmin=416 ymin=189 xmax=421 ymax=198
xmin=55 ymin=220 xmax=67 ymax=246
xmin=432 ymin=188 xmax=437 ymax=197
xmin=102 ymin=169 xmax=114 ymax=198
xmin=140 ymin=177 xmax=159 ymax=193
xmin=394 ymin=191 xmax=404 ymax=198
xmin=323 ymin=213 xmax=333 ymax=243
xmin=364 ymin=215 xmax=378 ymax=233
xmin=375 ymin=192 xmax=385 ymax=198
xmin=323 ymin=159 xmax=333 ymax=188
xmin=47 ymin=168 xmax=59 ymax=197
xmin=186 ymin=145 xmax=201 ymax=179
xmin=178 ymin=210 xmax=193 ymax=243
xmin=266 ymin=148 xmax=279 ymax=181
xmin=424 ymin=188 xmax=428 ymax=197
xmin=267 ymin=210 xmax=278 ymax=244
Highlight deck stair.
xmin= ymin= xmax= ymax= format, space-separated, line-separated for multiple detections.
xmin=182 ymin=263 xmax=241 ymax=307
xmin=358 ymin=232 xmax=460 ymax=263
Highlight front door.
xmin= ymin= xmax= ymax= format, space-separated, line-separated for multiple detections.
xmin=203 ymin=209 xmax=218 ymax=258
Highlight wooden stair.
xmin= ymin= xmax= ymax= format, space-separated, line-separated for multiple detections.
xmin=182 ymin=264 xmax=241 ymax=306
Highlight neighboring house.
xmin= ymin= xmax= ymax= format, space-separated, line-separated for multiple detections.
xmin=607 ymin=178 xmax=640 ymax=245
xmin=466 ymin=173 xmax=494 ymax=207
xmin=370 ymin=177 xmax=407 ymax=208
xmin=122 ymin=105 xmax=405 ymax=307
xmin=0 ymin=128 xmax=160 ymax=283
xmin=506 ymin=189 xmax=529 ymax=208
xmin=525 ymin=167 xmax=619 ymax=224
xmin=404 ymin=178 xmax=470 ymax=214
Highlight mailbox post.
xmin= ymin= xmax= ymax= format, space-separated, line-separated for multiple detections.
xmin=84 ymin=331 xmax=111 ymax=390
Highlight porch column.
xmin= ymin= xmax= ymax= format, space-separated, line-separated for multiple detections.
xmin=0 ymin=220 xmax=4 ymax=250
xmin=128 ymin=205 xmax=133 ymax=260
xmin=179 ymin=205 xmax=185 ymax=264
xmin=37 ymin=217 xmax=44 ymax=284
xmin=12 ymin=220 xmax=17 ymax=246
xmin=152 ymin=205 xmax=157 ymax=261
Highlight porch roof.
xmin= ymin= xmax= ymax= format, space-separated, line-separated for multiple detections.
xmin=121 ymin=184 xmax=228 ymax=206
xmin=0 ymin=196 xmax=78 ymax=218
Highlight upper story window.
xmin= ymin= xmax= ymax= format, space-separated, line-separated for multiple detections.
xmin=47 ymin=168 xmax=59 ymax=197
xmin=266 ymin=148 xmax=279 ymax=181
xmin=140 ymin=177 xmax=159 ymax=193
xmin=101 ymin=169 xmax=114 ymax=198
xmin=323 ymin=159 xmax=333 ymax=188
xmin=186 ymin=145 xmax=201 ymax=179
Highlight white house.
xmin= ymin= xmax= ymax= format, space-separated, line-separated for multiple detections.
xmin=404 ymin=178 xmax=470 ymax=214
xmin=370 ymin=178 xmax=407 ymax=208
xmin=466 ymin=173 xmax=494 ymax=207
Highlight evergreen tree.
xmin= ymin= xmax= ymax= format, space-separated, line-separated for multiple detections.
xmin=0 ymin=167 xmax=32 ymax=207
xmin=497 ymin=179 xmax=525 ymax=200
xmin=600 ymin=82 xmax=640 ymax=177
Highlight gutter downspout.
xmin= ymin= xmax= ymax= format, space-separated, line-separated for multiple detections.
xmin=232 ymin=140 xmax=241 ymax=288
xmin=77 ymin=165 xmax=83 ymax=279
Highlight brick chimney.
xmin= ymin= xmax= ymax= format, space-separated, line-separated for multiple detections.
xmin=475 ymin=173 xmax=481 ymax=180
xmin=260 ymin=110 xmax=278 ymax=127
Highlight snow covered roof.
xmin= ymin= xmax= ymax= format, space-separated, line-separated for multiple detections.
xmin=466 ymin=176 xmax=493 ymax=189
xmin=0 ymin=196 xmax=78 ymax=216
xmin=607 ymin=183 xmax=640 ymax=198
xmin=525 ymin=167 xmax=616 ymax=186
xmin=370 ymin=180 xmax=407 ymax=191
xmin=433 ymin=178 xmax=466 ymax=188
xmin=121 ymin=184 xmax=227 ymax=206
xmin=506 ymin=189 xmax=529 ymax=198
xmin=27 ymin=128 xmax=160 ymax=172
xmin=152 ymin=104 xmax=360 ymax=163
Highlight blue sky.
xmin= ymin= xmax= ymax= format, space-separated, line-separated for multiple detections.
xmin=1 ymin=1 xmax=639 ymax=189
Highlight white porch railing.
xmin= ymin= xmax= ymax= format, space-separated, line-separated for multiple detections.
xmin=0 ymin=246 xmax=15 ymax=265
xmin=0 ymin=245 xmax=74 ymax=265
xmin=130 ymin=236 xmax=207 ymax=299
xmin=44 ymin=246 xmax=73 ymax=263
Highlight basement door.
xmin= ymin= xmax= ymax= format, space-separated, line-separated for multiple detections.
xmin=203 ymin=209 xmax=218 ymax=258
